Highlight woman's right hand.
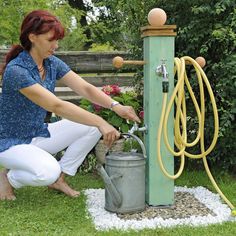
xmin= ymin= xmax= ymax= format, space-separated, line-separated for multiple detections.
xmin=98 ymin=121 xmax=120 ymax=147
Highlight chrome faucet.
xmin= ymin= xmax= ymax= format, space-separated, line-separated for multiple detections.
xmin=128 ymin=122 xmax=147 ymax=134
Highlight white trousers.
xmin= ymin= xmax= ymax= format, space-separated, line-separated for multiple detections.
xmin=0 ymin=119 xmax=101 ymax=189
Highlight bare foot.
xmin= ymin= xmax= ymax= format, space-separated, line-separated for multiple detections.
xmin=48 ymin=173 xmax=80 ymax=197
xmin=0 ymin=169 xmax=16 ymax=200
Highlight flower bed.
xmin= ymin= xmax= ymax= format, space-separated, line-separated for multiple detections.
xmin=80 ymin=84 xmax=143 ymax=133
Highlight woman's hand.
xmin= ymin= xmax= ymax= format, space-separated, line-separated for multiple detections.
xmin=98 ymin=121 xmax=121 ymax=147
xmin=112 ymin=104 xmax=141 ymax=123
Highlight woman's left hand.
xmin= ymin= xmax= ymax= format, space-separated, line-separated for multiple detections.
xmin=112 ymin=104 xmax=141 ymax=123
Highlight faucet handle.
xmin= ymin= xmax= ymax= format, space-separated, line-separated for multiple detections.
xmin=128 ymin=122 xmax=147 ymax=134
xmin=128 ymin=122 xmax=139 ymax=134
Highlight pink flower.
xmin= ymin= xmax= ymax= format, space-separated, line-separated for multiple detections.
xmin=110 ymin=84 xmax=121 ymax=95
xmin=102 ymin=84 xmax=121 ymax=96
xmin=102 ymin=85 xmax=113 ymax=95
xmin=139 ymin=110 xmax=144 ymax=119
xmin=93 ymin=103 xmax=102 ymax=112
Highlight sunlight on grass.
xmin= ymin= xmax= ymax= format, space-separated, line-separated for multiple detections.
xmin=0 ymin=167 xmax=235 ymax=235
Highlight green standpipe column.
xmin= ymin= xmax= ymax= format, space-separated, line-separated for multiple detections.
xmin=141 ymin=26 xmax=176 ymax=206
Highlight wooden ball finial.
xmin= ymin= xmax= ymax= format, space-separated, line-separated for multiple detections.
xmin=148 ymin=8 xmax=167 ymax=26
xmin=112 ymin=56 xmax=124 ymax=69
xmin=195 ymin=56 xmax=206 ymax=68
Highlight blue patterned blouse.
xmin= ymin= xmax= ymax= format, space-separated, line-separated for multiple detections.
xmin=0 ymin=50 xmax=71 ymax=152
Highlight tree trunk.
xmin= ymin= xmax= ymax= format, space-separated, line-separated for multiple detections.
xmin=68 ymin=0 xmax=92 ymax=50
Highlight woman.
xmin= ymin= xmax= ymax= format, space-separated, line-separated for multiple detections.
xmin=0 ymin=10 xmax=140 ymax=200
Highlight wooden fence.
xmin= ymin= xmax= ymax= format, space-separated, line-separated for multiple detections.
xmin=0 ymin=50 xmax=135 ymax=101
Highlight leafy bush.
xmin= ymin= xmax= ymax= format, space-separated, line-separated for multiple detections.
xmin=0 ymin=0 xmax=86 ymax=50
xmin=122 ymin=1 xmax=235 ymax=173
xmin=113 ymin=0 xmax=236 ymax=173
xmin=78 ymin=153 xmax=97 ymax=174
xmin=80 ymin=85 xmax=143 ymax=133
xmin=88 ymin=42 xmax=114 ymax=52
xmin=162 ymin=0 xmax=236 ymax=173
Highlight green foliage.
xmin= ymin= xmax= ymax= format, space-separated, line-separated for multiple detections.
xmin=88 ymin=42 xmax=114 ymax=52
xmin=78 ymin=153 xmax=97 ymax=174
xmin=91 ymin=0 xmax=235 ymax=172
xmin=80 ymin=88 xmax=143 ymax=133
xmin=0 ymin=0 xmax=48 ymax=46
xmin=89 ymin=0 xmax=157 ymax=51
xmin=0 ymin=0 xmax=87 ymax=50
xmin=159 ymin=0 xmax=236 ymax=172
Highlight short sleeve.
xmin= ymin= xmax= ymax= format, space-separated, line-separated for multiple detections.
xmin=3 ymin=65 xmax=37 ymax=91
xmin=53 ymin=56 xmax=71 ymax=80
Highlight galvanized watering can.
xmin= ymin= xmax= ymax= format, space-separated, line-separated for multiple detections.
xmin=97 ymin=133 xmax=147 ymax=214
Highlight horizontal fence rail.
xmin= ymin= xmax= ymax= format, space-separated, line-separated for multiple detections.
xmin=0 ymin=50 xmax=134 ymax=73
xmin=0 ymin=50 xmax=136 ymax=101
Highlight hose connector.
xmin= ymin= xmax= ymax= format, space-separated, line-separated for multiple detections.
xmin=156 ymin=60 xmax=169 ymax=93
xmin=162 ymin=81 xmax=169 ymax=93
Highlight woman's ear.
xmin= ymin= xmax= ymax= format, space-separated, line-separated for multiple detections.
xmin=28 ymin=33 xmax=36 ymax=43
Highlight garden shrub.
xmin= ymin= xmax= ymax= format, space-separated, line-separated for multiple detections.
xmin=164 ymin=1 xmax=236 ymax=173
xmin=131 ymin=0 xmax=236 ymax=173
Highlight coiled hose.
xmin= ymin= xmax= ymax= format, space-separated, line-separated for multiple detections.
xmin=157 ymin=56 xmax=235 ymax=216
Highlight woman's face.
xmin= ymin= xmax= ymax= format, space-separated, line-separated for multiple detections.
xmin=29 ymin=30 xmax=59 ymax=59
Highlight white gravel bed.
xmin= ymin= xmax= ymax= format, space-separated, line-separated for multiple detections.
xmin=84 ymin=186 xmax=236 ymax=231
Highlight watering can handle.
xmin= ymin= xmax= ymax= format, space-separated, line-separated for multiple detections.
xmin=121 ymin=133 xmax=147 ymax=159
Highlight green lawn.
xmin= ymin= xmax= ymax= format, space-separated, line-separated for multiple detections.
xmin=0 ymin=167 xmax=235 ymax=236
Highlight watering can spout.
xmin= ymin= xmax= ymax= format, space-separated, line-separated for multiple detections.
xmin=97 ymin=164 xmax=122 ymax=208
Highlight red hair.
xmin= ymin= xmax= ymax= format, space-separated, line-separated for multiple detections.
xmin=0 ymin=10 xmax=65 ymax=74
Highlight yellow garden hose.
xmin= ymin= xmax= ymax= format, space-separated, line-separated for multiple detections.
xmin=157 ymin=56 xmax=236 ymax=216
